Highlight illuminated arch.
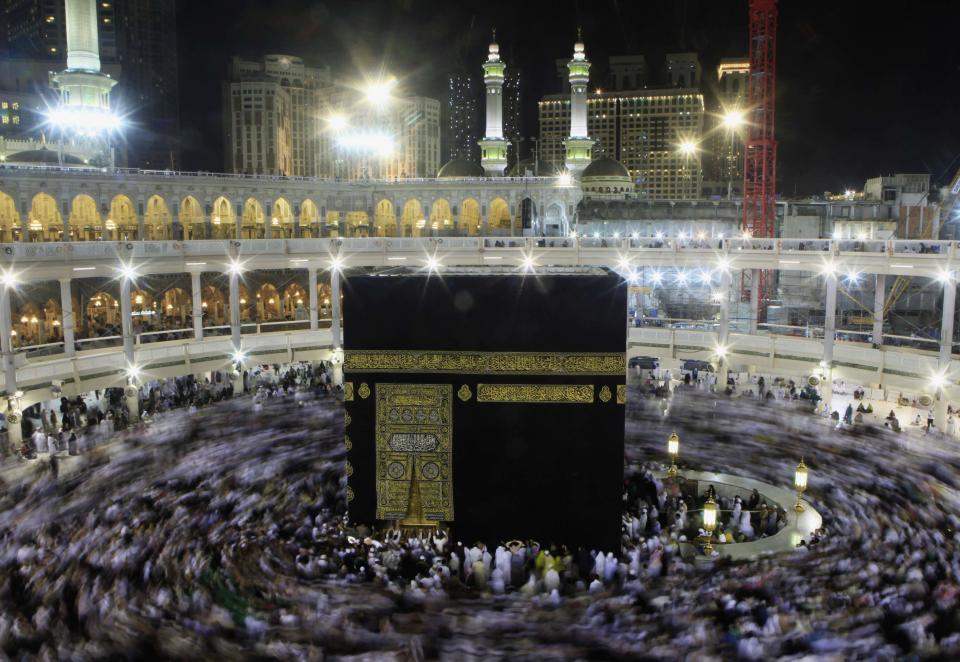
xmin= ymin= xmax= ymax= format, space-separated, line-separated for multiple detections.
xmin=107 ymin=195 xmax=137 ymax=241
xmin=487 ymin=197 xmax=511 ymax=231
xmin=144 ymin=195 xmax=172 ymax=241
xmin=429 ymin=198 xmax=453 ymax=233
xmin=345 ymin=211 xmax=369 ymax=237
xmin=459 ymin=198 xmax=481 ymax=236
xmin=300 ymin=199 xmax=319 ymax=238
xmin=271 ymin=198 xmax=295 ymax=239
xmin=28 ymin=192 xmax=63 ymax=242
xmin=400 ymin=199 xmax=423 ymax=237
xmin=13 ymin=302 xmax=43 ymax=346
xmin=86 ymin=291 xmax=120 ymax=329
xmin=0 ymin=191 xmax=21 ymax=242
xmin=181 ymin=196 xmax=205 ymax=241
xmin=161 ymin=287 xmax=192 ymax=327
xmin=69 ymin=194 xmax=101 ymax=241
xmin=201 ymin=285 xmax=228 ymax=325
xmin=242 ymin=198 xmax=265 ymax=239
xmin=211 ymin=196 xmax=235 ymax=240
xmin=256 ymin=283 xmax=281 ymax=321
xmin=238 ymin=285 xmax=253 ymax=322
xmin=374 ymin=199 xmax=397 ymax=237
xmin=282 ymin=283 xmax=308 ymax=320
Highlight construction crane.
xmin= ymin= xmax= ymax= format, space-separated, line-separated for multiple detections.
xmin=741 ymin=0 xmax=778 ymax=319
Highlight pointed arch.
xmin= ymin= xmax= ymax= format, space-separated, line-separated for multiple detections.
xmin=345 ymin=210 xmax=369 ymax=237
xmin=374 ymin=199 xmax=397 ymax=237
xmin=400 ymin=199 xmax=423 ymax=237
xmin=28 ymin=192 xmax=62 ymax=242
xmin=300 ymin=199 xmax=319 ymax=238
xmin=271 ymin=198 xmax=295 ymax=239
xmin=429 ymin=198 xmax=453 ymax=233
xmin=242 ymin=198 xmax=265 ymax=239
xmin=144 ymin=195 xmax=172 ymax=240
xmin=201 ymin=285 xmax=228 ymax=325
xmin=0 ymin=191 xmax=21 ymax=242
xmin=180 ymin=195 xmax=205 ymax=240
xmin=86 ymin=291 xmax=120 ymax=328
xmin=256 ymin=283 xmax=281 ymax=321
xmin=459 ymin=198 xmax=481 ymax=236
xmin=107 ymin=194 xmax=137 ymax=241
xmin=211 ymin=196 xmax=235 ymax=240
xmin=487 ymin=197 xmax=511 ymax=231
xmin=282 ymin=283 xmax=308 ymax=320
xmin=69 ymin=193 xmax=101 ymax=241
xmin=161 ymin=287 xmax=192 ymax=327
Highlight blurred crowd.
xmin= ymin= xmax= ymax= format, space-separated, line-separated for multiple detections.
xmin=0 ymin=381 xmax=958 ymax=658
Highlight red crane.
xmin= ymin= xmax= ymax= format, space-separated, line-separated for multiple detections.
xmin=741 ymin=0 xmax=778 ymax=316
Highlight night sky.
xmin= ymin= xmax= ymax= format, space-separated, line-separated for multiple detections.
xmin=176 ymin=0 xmax=960 ymax=196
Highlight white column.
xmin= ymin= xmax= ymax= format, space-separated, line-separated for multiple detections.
xmin=229 ymin=271 xmax=241 ymax=351
xmin=125 ymin=385 xmax=140 ymax=420
xmin=59 ymin=278 xmax=76 ymax=356
xmin=716 ymin=268 xmax=731 ymax=388
xmin=936 ymin=278 xmax=957 ymax=430
xmin=749 ymin=269 xmax=760 ymax=334
xmin=308 ymin=267 xmax=319 ymax=331
xmin=331 ymin=267 xmax=342 ymax=349
xmin=821 ymin=273 xmax=838 ymax=414
xmin=0 ymin=285 xmax=16 ymax=394
xmin=120 ymin=277 xmax=134 ymax=364
xmin=872 ymin=274 xmax=885 ymax=346
xmin=191 ymin=272 xmax=203 ymax=340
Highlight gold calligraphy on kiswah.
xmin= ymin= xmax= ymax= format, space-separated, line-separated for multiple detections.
xmin=476 ymin=384 xmax=595 ymax=404
xmin=345 ymin=350 xmax=625 ymax=375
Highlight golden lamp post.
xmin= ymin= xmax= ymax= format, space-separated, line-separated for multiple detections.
xmin=667 ymin=431 xmax=680 ymax=477
xmin=702 ymin=496 xmax=718 ymax=555
xmin=794 ymin=458 xmax=808 ymax=512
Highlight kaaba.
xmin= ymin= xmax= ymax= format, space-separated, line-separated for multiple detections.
xmin=342 ymin=267 xmax=626 ymax=551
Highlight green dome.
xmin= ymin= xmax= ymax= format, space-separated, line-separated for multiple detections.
xmin=582 ymin=156 xmax=630 ymax=179
xmin=437 ymin=158 xmax=485 ymax=178
xmin=6 ymin=148 xmax=85 ymax=165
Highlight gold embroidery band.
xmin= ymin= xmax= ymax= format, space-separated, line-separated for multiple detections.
xmin=345 ymin=350 xmax=625 ymax=375
xmin=476 ymin=384 xmax=595 ymax=404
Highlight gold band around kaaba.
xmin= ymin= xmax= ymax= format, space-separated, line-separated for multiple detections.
xmin=476 ymin=384 xmax=595 ymax=403
xmin=345 ymin=350 xmax=625 ymax=375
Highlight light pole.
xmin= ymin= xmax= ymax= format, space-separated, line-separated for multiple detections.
xmin=678 ymin=141 xmax=698 ymax=198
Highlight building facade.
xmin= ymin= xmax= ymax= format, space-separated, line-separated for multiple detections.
xmin=445 ymin=71 xmax=480 ymax=163
xmin=708 ymin=58 xmax=750 ymax=199
xmin=539 ymin=88 xmax=704 ymax=198
xmin=4 ymin=0 xmax=180 ymax=169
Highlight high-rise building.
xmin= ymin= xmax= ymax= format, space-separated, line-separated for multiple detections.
xmin=4 ymin=0 xmax=180 ymax=169
xmin=608 ymin=55 xmax=647 ymax=91
xmin=445 ymin=70 xmax=480 ymax=162
xmin=223 ymin=54 xmax=440 ymax=179
xmin=665 ymin=52 xmax=702 ymax=88
xmin=539 ymin=88 xmax=704 ymax=198
xmin=502 ymin=68 xmax=522 ymax=169
xmin=712 ymin=58 xmax=750 ymax=198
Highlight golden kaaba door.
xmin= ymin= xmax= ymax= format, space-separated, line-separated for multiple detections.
xmin=375 ymin=383 xmax=454 ymax=523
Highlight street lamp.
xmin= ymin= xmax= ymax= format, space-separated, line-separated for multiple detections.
xmin=794 ymin=458 xmax=808 ymax=512
xmin=702 ymin=496 xmax=718 ymax=554
xmin=667 ymin=430 xmax=680 ymax=477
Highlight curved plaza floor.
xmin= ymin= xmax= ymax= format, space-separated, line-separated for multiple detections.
xmin=1 ymin=387 xmax=959 ymax=660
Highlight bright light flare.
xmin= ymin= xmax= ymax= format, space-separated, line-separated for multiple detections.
xmin=715 ymin=256 xmax=732 ymax=273
xmin=937 ymin=268 xmax=955 ymax=284
xmin=820 ymin=261 xmax=838 ymax=277
xmin=930 ymin=371 xmax=949 ymax=392
xmin=844 ymin=270 xmax=862 ymax=287
xmin=650 ymin=270 xmax=664 ymax=287
xmin=520 ymin=254 xmax=537 ymax=273
xmin=678 ymin=141 xmax=698 ymax=156
xmin=715 ymin=344 xmax=728 ymax=360
xmin=227 ymin=260 xmax=245 ymax=277
xmin=722 ymin=110 xmax=745 ymax=129
xmin=423 ymin=255 xmax=442 ymax=273
xmin=126 ymin=364 xmax=142 ymax=382
xmin=675 ymin=270 xmax=688 ymax=286
xmin=337 ymin=130 xmax=395 ymax=157
xmin=232 ymin=349 xmax=247 ymax=366
xmin=327 ymin=113 xmax=349 ymax=131
xmin=47 ymin=107 xmax=122 ymax=134
xmin=365 ymin=78 xmax=397 ymax=106
xmin=697 ymin=270 xmax=713 ymax=285
xmin=117 ymin=263 xmax=138 ymax=282
xmin=0 ymin=270 xmax=18 ymax=288
xmin=329 ymin=255 xmax=344 ymax=273
xmin=557 ymin=172 xmax=573 ymax=187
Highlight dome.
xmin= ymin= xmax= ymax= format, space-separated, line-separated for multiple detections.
xmin=437 ymin=158 xmax=485 ymax=178
xmin=582 ymin=157 xmax=630 ymax=179
xmin=6 ymin=148 xmax=85 ymax=165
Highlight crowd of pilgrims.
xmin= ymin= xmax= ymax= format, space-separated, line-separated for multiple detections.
xmin=0 ymin=374 xmax=959 ymax=658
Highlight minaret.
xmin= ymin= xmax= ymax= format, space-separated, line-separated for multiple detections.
xmin=478 ymin=31 xmax=509 ymax=177
xmin=49 ymin=0 xmax=119 ymax=163
xmin=564 ymin=29 xmax=595 ymax=177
